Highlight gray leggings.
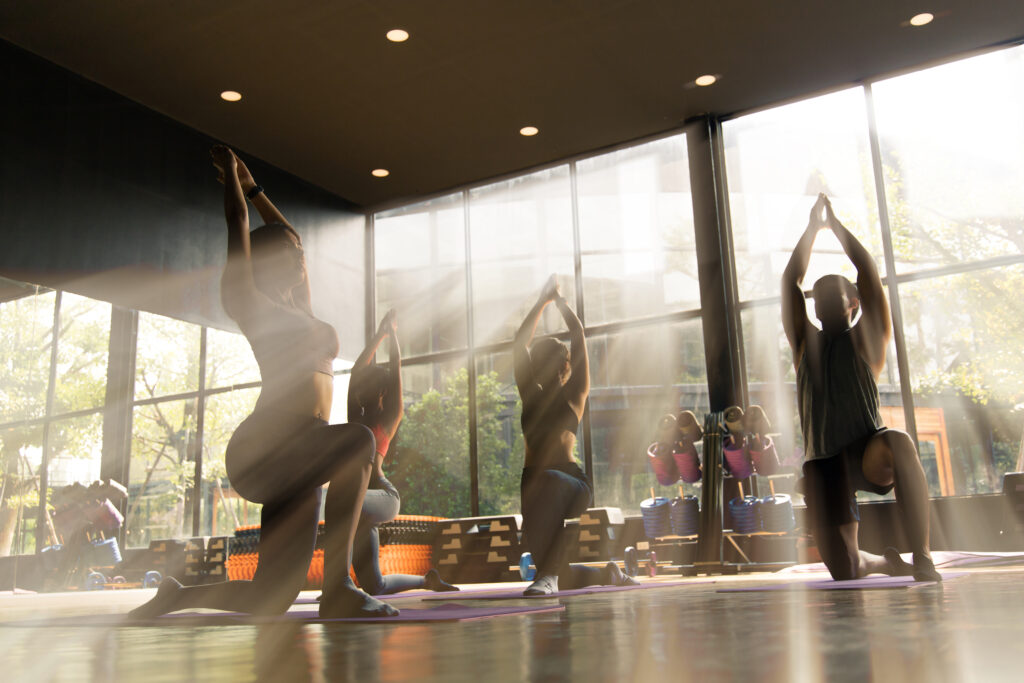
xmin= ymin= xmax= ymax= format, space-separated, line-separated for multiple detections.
xmin=521 ymin=464 xmax=604 ymax=589
xmin=352 ymin=477 xmax=426 ymax=595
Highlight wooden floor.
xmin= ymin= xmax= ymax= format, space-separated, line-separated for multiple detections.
xmin=1 ymin=568 xmax=1023 ymax=682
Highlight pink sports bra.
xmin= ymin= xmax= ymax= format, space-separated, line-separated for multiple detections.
xmin=371 ymin=424 xmax=391 ymax=457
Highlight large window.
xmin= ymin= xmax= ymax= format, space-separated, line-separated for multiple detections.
xmin=724 ymin=87 xmax=899 ymax=498
xmin=129 ymin=318 xmax=268 ymax=546
xmin=726 ymin=44 xmax=1024 ymax=498
xmin=0 ymin=283 xmax=110 ymax=555
xmin=869 ymin=46 xmax=1024 ymax=495
xmin=374 ymin=135 xmax=705 ymax=515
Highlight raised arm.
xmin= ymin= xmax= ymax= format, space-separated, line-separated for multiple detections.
xmin=824 ymin=198 xmax=891 ymax=375
xmin=213 ymin=146 xmax=258 ymax=323
xmin=348 ymin=311 xmax=395 ymax=417
xmin=234 ymin=156 xmax=292 ymax=229
xmin=781 ymin=195 xmax=826 ymax=365
xmin=554 ymin=293 xmax=590 ymax=409
xmin=513 ymin=277 xmax=558 ymax=397
xmin=382 ymin=314 xmax=403 ymax=431
xmin=232 ymin=156 xmax=313 ymax=316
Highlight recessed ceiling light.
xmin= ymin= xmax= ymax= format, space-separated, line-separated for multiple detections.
xmin=519 ymin=126 xmax=539 ymax=137
xmin=386 ymin=29 xmax=409 ymax=42
xmin=372 ymin=168 xmax=390 ymax=178
xmin=220 ymin=90 xmax=242 ymax=102
xmin=909 ymin=12 xmax=934 ymax=26
xmin=694 ymin=74 xmax=717 ymax=87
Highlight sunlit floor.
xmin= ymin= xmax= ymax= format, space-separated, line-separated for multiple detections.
xmin=1 ymin=568 xmax=1023 ymax=682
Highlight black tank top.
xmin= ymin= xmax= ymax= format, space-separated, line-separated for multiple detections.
xmin=797 ymin=328 xmax=883 ymax=461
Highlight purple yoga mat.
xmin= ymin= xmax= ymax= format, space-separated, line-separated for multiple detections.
xmin=717 ymin=571 xmax=969 ymax=592
xmin=778 ymin=551 xmax=1024 ymax=574
xmin=293 ymin=589 xmax=445 ymax=605
xmin=2 ymin=602 xmax=565 ymax=628
xmin=420 ymin=578 xmax=716 ymax=601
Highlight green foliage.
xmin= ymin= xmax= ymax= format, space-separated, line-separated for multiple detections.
xmin=0 ymin=290 xmax=56 ymax=424
xmin=384 ymin=368 xmax=524 ymax=518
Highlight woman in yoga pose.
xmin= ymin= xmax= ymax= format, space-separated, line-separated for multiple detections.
xmin=514 ymin=276 xmax=635 ymax=595
xmin=131 ymin=146 xmax=397 ymax=618
xmin=347 ymin=310 xmax=457 ymax=595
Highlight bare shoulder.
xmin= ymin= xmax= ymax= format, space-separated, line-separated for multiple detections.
xmin=851 ymin=320 xmax=886 ymax=377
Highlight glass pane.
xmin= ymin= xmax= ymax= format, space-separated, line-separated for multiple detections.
xmin=375 ymin=193 xmax=468 ymax=356
xmin=900 ymin=265 xmax=1024 ymax=496
xmin=724 ymin=87 xmax=884 ymax=301
xmin=473 ymin=351 xmax=527 ymax=516
xmin=0 ymin=283 xmax=56 ymax=423
xmin=469 ymin=166 xmax=576 ymax=346
xmin=872 ymin=45 xmax=1024 ymax=273
xmin=127 ymin=400 xmax=197 ymax=547
xmin=587 ymin=320 xmax=709 ymax=513
xmin=47 ymin=413 xmax=104 ymax=489
xmin=0 ymin=424 xmax=44 ymax=555
xmin=205 ymin=327 xmax=259 ymax=389
xmin=135 ymin=313 xmax=201 ymax=400
xmin=199 ymin=388 xmax=261 ymax=537
xmin=577 ymin=135 xmax=700 ymax=323
xmin=384 ymin=359 xmax=471 ymax=518
xmin=54 ymin=293 xmax=110 ymax=415
xmin=327 ymin=364 xmax=352 ymax=426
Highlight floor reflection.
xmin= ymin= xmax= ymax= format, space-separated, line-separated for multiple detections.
xmin=2 ymin=571 xmax=1024 ymax=681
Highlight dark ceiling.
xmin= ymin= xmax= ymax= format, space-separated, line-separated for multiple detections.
xmin=2 ymin=1 xmax=1022 ymax=209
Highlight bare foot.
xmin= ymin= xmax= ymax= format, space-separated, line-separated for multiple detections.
xmin=424 ymin=568 xmax=459 ymax=592
xmin=883 ymin=547 xmax=914 ymax=576
xmin=319 ymin=578 xmax=399 ymax=618
xmin=128 ymin=577 xmax=183 ymax=619
xmin=912 ymin=553 xmax=942 ymax=583
xmin=605 ymin=561 xmax=638 ymax=586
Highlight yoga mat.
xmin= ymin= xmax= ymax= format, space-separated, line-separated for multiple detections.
xmin=420 ymin=578 xmax=717 ymax=601
xmin=293 ymin=588 xmax=448 ymax=605
xmin=2 ymin=603 xmax=564 ymax=628
xmin=778 ymin=551 xmax=1024 ymax=574
xmin=717 ymin=571 xmax=969 ymax=592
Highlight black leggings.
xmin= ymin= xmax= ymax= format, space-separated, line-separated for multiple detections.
xmin=521 ymin=463 xmax=604 ymax=589
xmin=167 ymin=418 xmax=375 ymax=614
xmin=351 ymin=477 xmax=426 ymax=595
xmin=802 ymin=430 xmax=896 ymax=581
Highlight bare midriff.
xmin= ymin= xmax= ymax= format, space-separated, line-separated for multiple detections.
xmin=251 ymin=371 xmax=334 ymax=425
xmin=523 ymin=431 xmax=578 ymax=470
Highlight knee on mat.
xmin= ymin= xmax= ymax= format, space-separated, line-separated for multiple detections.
xmin=822 ymin=548 xmax=859 ymax=581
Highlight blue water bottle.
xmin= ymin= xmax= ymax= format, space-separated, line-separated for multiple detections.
xmin=519 ymin=552 xmax=536 ymax=581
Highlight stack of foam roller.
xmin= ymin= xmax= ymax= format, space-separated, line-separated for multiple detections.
xmin=225 ymin=516 xmax=445 ymax=589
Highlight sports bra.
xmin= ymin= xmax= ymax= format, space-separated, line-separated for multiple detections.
xmin=247 ymin=307 xmax=339 ymax=381
xmin=520 ymin=386 xmax=580 ymax=454
xmin=371 ymin=424 xmax=391 ymax=458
